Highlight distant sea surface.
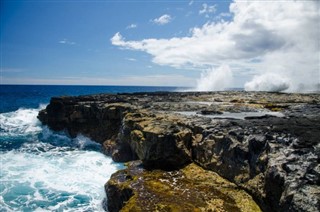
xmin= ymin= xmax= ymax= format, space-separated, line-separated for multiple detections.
xmin=0 ymin=85 xmax=181 ymax=211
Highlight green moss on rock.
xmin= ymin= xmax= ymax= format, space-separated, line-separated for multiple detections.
xmin=105 ymin=162 xmax=261 ymax=212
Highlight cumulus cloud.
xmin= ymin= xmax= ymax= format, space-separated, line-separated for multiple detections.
xmin=152 ymin=14 xmax=172 ymax=25
xmin=111 ymin=0 xmax=320 ymax=92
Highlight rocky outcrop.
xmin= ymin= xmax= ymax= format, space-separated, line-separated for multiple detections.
xmin=120 ymin=111 xmax=193 ymax=169
xmin=38 ymin=91 xmax=320 ymax=211
xmin=106 ymin=161 xmax=261 ymax=212
xmin=190 ymin=115 xmax=320 ymax=212
xmin=38 ymin=95 xmax=137 ymax=162
xmin=38 ymin=96 xmax=134 ymax=141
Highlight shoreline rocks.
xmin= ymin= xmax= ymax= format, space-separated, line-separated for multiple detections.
xmin=38 ymin=91 xmax=320 ymax=211
xmin=105 ymin=161 xmax=261 ymax=211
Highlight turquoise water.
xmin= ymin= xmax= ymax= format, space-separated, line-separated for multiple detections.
xmin=0 ymin=85 xmax=179 ymax=211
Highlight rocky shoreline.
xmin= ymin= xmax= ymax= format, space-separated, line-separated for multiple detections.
xmin=38 ymin=91 xmax=320 ymax=212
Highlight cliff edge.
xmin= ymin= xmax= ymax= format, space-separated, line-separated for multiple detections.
xmin=38 ymin=91 xmax=320 ymax=212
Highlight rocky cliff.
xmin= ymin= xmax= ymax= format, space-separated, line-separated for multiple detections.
xmin=38 ymin=91 xmax=320 ymax=212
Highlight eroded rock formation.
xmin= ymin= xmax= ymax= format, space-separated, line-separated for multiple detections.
xmin=38 ymin=91 xmax=320 ymax=212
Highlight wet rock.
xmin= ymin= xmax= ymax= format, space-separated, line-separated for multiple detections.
xmin=38 ymin=96 xmax=134 ymax=143
xmin=198 ymin=109 xmax=223 ymax=115
xmin=104 ymin=172 xmax=134 ymax=212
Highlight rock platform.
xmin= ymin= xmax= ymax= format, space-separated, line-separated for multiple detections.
xmin=38 ymin=91 xmax=320 ymax=212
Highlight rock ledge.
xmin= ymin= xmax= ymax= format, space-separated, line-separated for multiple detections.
xmin=38 ymin=91 xmax=320 ymax=212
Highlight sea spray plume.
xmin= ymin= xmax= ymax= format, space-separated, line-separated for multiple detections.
xmin=195 ymin=65 xmax=233 ymax=91
xmin=244 ymin=73 xmax=290 ymax=92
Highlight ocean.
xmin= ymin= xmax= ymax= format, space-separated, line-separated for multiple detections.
xmin=0 ymin=85 xmax=180 ymax=211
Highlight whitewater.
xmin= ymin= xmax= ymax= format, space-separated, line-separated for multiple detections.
xmin=0 ymin=85 xmax=180 ymax=211
xmin=0 ymin=106 xmax=124 ymax=211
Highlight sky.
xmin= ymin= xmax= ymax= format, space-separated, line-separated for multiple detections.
xmin=1 ymin=0 xmax=319 ymax=92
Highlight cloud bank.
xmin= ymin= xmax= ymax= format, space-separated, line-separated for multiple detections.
xmin=111 ymin=0 xmax=320 ymax=92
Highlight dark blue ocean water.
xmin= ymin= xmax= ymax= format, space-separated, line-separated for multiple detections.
xmin=0 ymin=85 xmax=180 ymax=211
xmin=0 ymin=85 xmax=180 ymax=113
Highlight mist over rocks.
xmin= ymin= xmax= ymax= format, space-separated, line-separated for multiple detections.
xmin=38 ymin=91 xmax=320 ymax=212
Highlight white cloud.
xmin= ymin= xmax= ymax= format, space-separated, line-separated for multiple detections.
xmin=189 ymin=1 xmax=194 ymax=6
xmin=126 ymin=24 xmax=137 ymax=29
xmin=199 ymin=3 xmax=217 ymax=17
xmin=111 ymin=0 xmax=320 ymax=92
xmin=59 ymin=38 xmax=76 ymax=45
xmin=214 ymin=12 xmax=232 ymax=21
xmin=152 ymin=14 xmax=172 ymax=25
xmin=126 ymin=58 xmax=137 ymax=62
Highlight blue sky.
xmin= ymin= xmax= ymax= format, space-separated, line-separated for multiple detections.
xmin=1 ymin=0 xmax=319 ymax=91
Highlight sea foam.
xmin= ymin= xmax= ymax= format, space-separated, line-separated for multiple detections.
xmin=0 ymin=107 xmax=123 ymax=211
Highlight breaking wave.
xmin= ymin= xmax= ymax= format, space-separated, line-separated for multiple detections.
xmin=244 ymin=73 xmax=290 ymax=92
xmin=0 ymin=106 xmax=123 ymax=211
xmin=195 ymin=65 xmax=233 ymax=91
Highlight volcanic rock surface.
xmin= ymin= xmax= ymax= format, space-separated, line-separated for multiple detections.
xmin=38 ymin=91 xmax=320 ymax=212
